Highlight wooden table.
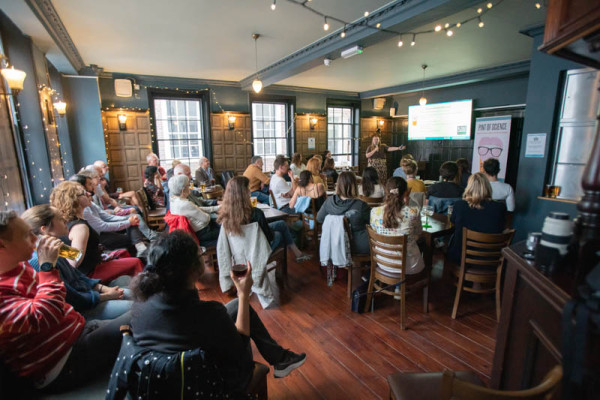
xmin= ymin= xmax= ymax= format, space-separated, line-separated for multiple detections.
xmin=259 ymin=205 xmax=289 ymax=222
xmin=420 ymin=212 xmax=454 ymax=272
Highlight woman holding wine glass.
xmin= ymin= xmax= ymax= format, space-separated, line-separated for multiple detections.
xmin=365 ymin=136 xmax=406 ymax=185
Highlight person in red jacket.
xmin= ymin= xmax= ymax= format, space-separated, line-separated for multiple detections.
xmin=0 ymin=210 xmax=129 ymax=392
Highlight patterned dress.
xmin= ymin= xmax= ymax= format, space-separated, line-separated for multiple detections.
xmin=366 ymin=144 xmax=389 ymax=184
xmin=370 ymin=205 xmax=425 ymax=275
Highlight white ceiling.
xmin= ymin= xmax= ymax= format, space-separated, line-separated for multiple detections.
xmin=5 ymin=0 xmax=546 ymax=93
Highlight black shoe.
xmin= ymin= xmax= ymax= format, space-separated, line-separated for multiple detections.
xmin=273 ymin=350 xmax=306 ymax=378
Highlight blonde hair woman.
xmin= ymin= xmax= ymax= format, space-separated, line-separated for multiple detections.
xmin=447 ymin=172 xmax=507 ymax=263
xmin=306 ymin=158 xmax=324 ymax=186
xmin=365 ymin=136 xmax=406 ymax=184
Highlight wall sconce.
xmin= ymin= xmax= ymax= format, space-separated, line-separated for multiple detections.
xmin=0 ymin=55 xmax=27 ymax=94
xmin=53 ymin=101 xmax=67 ymax=116
xmin=310 ymin=117 xmax=318 ymax=130
xmin=376 ymin=119 xmax=384 ymax=133
xmin=228 ymin=115 xmax=236 ymax=130
xmin=118 ymin=114 xmax=127 ymax=130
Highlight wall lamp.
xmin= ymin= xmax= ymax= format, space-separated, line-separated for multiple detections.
xmin=0 ymin=55 xmax=27 ymax=94
xmin=228 ymin=115 xmax=236 ymax=130
xmin=53 ymin=101 xmax=67 ymax=116
xmin=376 ymin=119 xmax=384 ymax=133
xmin=310 ymin=116 xmax=318 ymax=130
xmin=118 ymin=114 xmax=127 ymax=130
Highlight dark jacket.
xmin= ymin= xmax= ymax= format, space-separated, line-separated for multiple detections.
xmin=323 ymin=168 xmax=338 ymax=184
xmin=427 ymin=181 xmax=464 ymax=199
xmin=316 ymin=195 xmax=371 ymax=254
xmin=448 ymin=200 xmax=507 ymax=263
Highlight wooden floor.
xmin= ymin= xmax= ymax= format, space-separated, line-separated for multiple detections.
xmin=198 ymin=254 xmax=498 ymax=399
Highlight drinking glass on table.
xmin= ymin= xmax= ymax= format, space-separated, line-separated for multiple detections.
xmin=250 ymin=196 xmax=258 ymax=207
xmin=200 ymin=182 xmax=206 ymax=192
xmin=447 ymin=204 xmax=454 ymax=225
xmin=421 ymin=205 xmax=434 ymax=228
xmin=524 ymin=232 xmax=541 ymax=259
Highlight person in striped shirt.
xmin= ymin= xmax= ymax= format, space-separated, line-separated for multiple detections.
xmin=0 ymin=210 xmax=129 ymax=392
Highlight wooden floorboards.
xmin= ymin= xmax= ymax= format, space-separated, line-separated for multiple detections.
xmin=197 ymin=255 xmax=498 ymax=399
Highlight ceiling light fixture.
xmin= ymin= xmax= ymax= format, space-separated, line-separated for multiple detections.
xmin=323 ymin=17 xmax=330 ymax=31
xmin=340 ymin=25 xmax=346 ymax=38
xmin=397 ymin=36 xmax=404 ymax=47
xmin=364 ymin=11 xmax=369 ymax=17
xmin=419 ymin=64 xmax=428 ymax=106
xmin=411 ymin=34 xmax=416 ymax=46
xmin=271 ymin=0 xmax=276 ymax=11
xmin=251 ymin=33 xmax=263 ymax=94
xmin=478 ymin=17 xmax=484 ymax=28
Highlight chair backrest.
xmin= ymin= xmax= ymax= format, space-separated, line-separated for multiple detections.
xmin=428 ymin=196 xmax=462 ymax=215
xmin=301 ymin=198 xmax=318 ymax=233
xmin=163 ymin=211 xmax=200 ymax=244
xmin=359 ymin=195 xmax=384 ymax=207
xmin=440 ymin=365 xmax=562 ymax=400
xmin=135 ymin=188 xmax=149 ymax=221
xmin=461 ymin=227 xmax=516 ymax=269
xmin=220 ymin=170 xmax=235 ymax=188
xmin=366 ymin=225 xmax=407 ymax=277
xmin=326 ymin=176 xmax=335 ymax=191
xmin=269 ymin=190 xmax=278 ymax=209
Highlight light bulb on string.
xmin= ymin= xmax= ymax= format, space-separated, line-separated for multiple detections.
xmin=444 ymin=23 xmax=450 ymax=28
xmin=397 ymin=36 xmax=403 ymax=47
xmin=477 ymin=7 xmax=483 ymax=13
xmin=535 ymin=2 xmax=541 ymax=8
xmin=456 ymin=22 xmax=462 ymax=28
xmin=487 ymin=2 xmax=493 ymax=8
xmin=271 ymin=0 xmax=276 ymax=10
xmin=446 ymin=29 xmax=453 ymax=37
xmin=410 ymin=34 xmax=416 ymax=46
xmin=364 ymin=11 xmax=369 ymax=17
xmin=323 ymin=17 xmax=329 ymax=31
xmin=478 ymin=17 xmax=484 ymax=28
xmin=376 ymin=23 xmax=381 ymax=28
xmin=340 ymin=25 xmax=346 ymax=38
xmin=434 ymin=25 xmax=442 ymax=32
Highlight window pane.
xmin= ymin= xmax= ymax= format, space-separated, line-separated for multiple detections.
xmin=252 ymin=101 xmax=289 ymax=171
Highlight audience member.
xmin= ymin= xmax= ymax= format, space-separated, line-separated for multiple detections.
xmin=392 ymin=153 xmax=415 ymax=179
xmin=168 ymin=175 xmax=220 ymax=246
xmin=483 ymin=158 xmax=515 ymax=212
xmin=195 ymin=156 xmax=215 ymax=186
xmin=402 ymin=159 xmax=426 ymax=193
xmin=305 ymin=157 xmax=324 ymax=186
xmin=290 ymin=152 xmax=306 ymax=177
xmin=50 ymin=181 xmax=143 ymax=283
xmin=22 ymin=205 xmax=132 ymax=320
xmin=143 ymin=166 xmax=165 ymax=207
xmin=93 ymin=160 xmax=140 ymax=208
xmin=166 ymin=159 xmax=181 ymax=181
xmin=0 ymin=210 xmax=129 ymax=392
xmin=447 ymin=173 xmax=507 ymax=263
xmin=317 ymin=172 xmax=371 ymax=254
xmin=243 ymin=156 xmax=271 ymax=204
xmin=217 ymin=177 xmax=310 ymax=261
xmin=359 ymin=166 xmax=385 ymax=198
xmin=427 ymin=161 xmax=464 ymax=199
xmin=173 ymin=163 xmax=217 ymax=207
xmin=321 ymin=150 xmax=332 ymax=169
xmin=269 ymin=156 xmax=298 ymax=213
xmin=322 ymin=158 xmax=338 ymax=184
xmin=370 ymin=177 xmax=425 ymax=275
xmin=289 ymin=170 xmax=326 ymax=212
xmin=146 ymin=152 xmax=167 ymax=181
xmin=456 ymin=158 xmax=471 ymax=188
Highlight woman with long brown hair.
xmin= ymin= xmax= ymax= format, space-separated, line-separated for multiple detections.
xmin=370 ymin=177 xmax=424 ymax=275
xmin=217 ymin=176 xmax=310 ymax=262
xmin=358 ymin=166 xmax=385 ymax=198
xmin=322 ymin=157 xmax=338 ymax=184
xmin=50 ymin=181 xmax=143 ymax=283
xmin=289 ymin=170 xmax=326 ymax=211
xmin=290 ymin=152 xmax=306 ymax=177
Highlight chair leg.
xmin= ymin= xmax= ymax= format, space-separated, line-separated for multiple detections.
xmin=451 ymin=274 xmax=465 ymax=319
xmin=422 ymin=285 xmax=429 ymax=313
xmin=364 ymin=276 xmax=375 ymax=313
xmin=400 ymin=283 xmax=407 ymax=330
xmin=495 ymin=267 xmax=502 ymax=322
xmin=347 ymin=263 xmax=353 ymax=299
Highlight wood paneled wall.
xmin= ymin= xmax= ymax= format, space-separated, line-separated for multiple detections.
xmin=211 ymin=113 xmax=253 ymax=176
xmin=296 ymin=115 xmax=327 ymax=160
xmin=102 ymin=110 xmax=152 ymax=192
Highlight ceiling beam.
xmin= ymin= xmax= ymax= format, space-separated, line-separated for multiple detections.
xmin=240 ymin=0 xmax=482 ymax=91
xmin=360 ymin=60 xmax=531 ymax=99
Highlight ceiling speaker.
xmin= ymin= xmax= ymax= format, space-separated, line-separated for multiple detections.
xmin=114 ymin=79 xmax=133 ymax=97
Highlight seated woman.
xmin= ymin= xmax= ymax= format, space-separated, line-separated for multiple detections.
xmin=322 ymin=158 xmax=339 ymax=184
xmin=447 ymin=173 xmax=507 ymax=263
xmin=289 ymin=170 xmax=327 ymax=212
xmin=402 ymin=159 xmax=426 ymax=193
xmin=317 ymin=172 xmax=371 ymax=254
xmin=370 ymin=177 xmax=425 ymax=275
xmin=169 ymin=174 xmax=220 ymax=246
xmin=143 ymin=165 xmax=166 ymax=208
xmin=358 ymin=167 xmax=385 ymax=198
xmin=49 ymin=181 xmax=143 ymax=283
xmin=305 ymin=157 xmax=325 ymax=186
xmin=218 ymin=176 xmax=311 ymax=262
xmin=289 ymin=152 xmax=306 ymax=177
xmin=22 ymin=204 xmax=132 ymax=320
xmin=130 ymin=232 xmax=306 ymax=395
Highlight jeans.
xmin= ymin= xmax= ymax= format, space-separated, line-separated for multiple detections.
xmin=196 ymin=220 xmax=221 ymax=247
xmin=82 ymin=289 xmax=133 ymax=320
xmin=269 ymin=220 xmax=294 ymax=246
xmin=270 ymin=231 xmax=283 ymax=250
xmin=137 ymin=215 xmax=158 ymax=240
xmin=251 ymin=190 xmax=270 ymax=205
xmin=279 ymin=204 xmax=298 ymax=215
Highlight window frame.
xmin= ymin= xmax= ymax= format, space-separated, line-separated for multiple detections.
xmin=249 ymin=94 xmax=295 ymax=171
xmin=327 ymin=99 xmax=360 ymax=167
xmin=148 ymin=88 xmax=212 ymax=168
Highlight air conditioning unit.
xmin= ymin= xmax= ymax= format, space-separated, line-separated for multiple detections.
xmin=373 ymin=98 xmax=386 ymax=110
xmin=114 ymin=79 xmax=133 ymax=97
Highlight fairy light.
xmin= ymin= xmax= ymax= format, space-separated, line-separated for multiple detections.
xmin=323 ymin=17 xmax=329 ymax=31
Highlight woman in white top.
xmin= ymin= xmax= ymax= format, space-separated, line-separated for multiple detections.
xmin=370 ymin=176 xmax=425 ymax=275
xmin=290 ymin=152 xmax=306 ymax=177
xmin=358 ymin=167 xmax=385 ymax=198
xmin=169 ymin=175 xmax=220 ymax=246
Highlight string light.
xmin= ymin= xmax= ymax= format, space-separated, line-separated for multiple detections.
xmin=323 ymin=17 xmax=329 ymax=31
xmin=477 ymin=7 xmax=483 ymax=13
xmin=364 ymin=11 xmax=369 ymax=17
xmin=434 ymin=25 xmax=442 ymax=32
xmin=397 ymin=36 xmax=403 ymax=47
xmin=535 ymin=3 xmax=541 ymax=9
xmin=478 ymin=17 xmax=484 ymax=28
xmin=376 ymin=23 xmax=381 ymax=28
xmin=487 ymin=2 xmax=493 ymax=8
xmin=456 ymin=22 xmax=462 ymax=28
xmin=340 ymin=25 xmax=346 ymax=38
xmin=446 ymin=29 xmax=454 ymax=37
xmin=271 ymin=0 xmax=276 ymax=11
xmin=411 ymin=34 xmax=416 ymax=46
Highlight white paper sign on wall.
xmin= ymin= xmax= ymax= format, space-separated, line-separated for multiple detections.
xmin=308 ymin=137 xmax=315 ymax=149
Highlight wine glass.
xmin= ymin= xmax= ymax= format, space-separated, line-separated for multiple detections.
xmin=422 ymin=205 xmax=433 ymax=228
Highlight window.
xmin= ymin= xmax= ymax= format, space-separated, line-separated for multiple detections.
xmin=327 ymin=106 xmax=355 ymax=167
xmin=153 ymin=98 xmax=206 ymax=172
xmin=252 ymin=102 xmax=289 ymax=172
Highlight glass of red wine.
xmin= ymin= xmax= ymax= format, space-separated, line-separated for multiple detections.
xmin=231 ymin=257 xmax=248 ymax=277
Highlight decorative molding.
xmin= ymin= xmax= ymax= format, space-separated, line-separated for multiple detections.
xmin=24 ymin=0 xmax=86 ymax=72
xmin=360 ymin=60 xmax=531 ymax=99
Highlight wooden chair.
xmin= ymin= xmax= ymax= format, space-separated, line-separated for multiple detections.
xmin=326 ymin=176 xmax=335 ymax=191
xmin=343 ymin=217 xmax=371 ymax=298
xmin=202 ymin=186 xmax=224 ymax=200
xmin=301 ymin=198 xmax=320 ymax=256
xmin=387 ymin=365 xmax=562 ymax=400
xmin=365 ymin=225 xmax=429 ymax=330
xmin=269 ymin=190 xmax=278 ymax=209
xmin=135 ymin=188 xmax=166 ymax=231
xmin=359 ymin=195 xmax=384 ymax=207
xmin=451 ymin=227 xmax=515 ymax=321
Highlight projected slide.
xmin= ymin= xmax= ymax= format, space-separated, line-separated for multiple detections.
xmin=408 ymin=99 xmax=473 ymax=140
